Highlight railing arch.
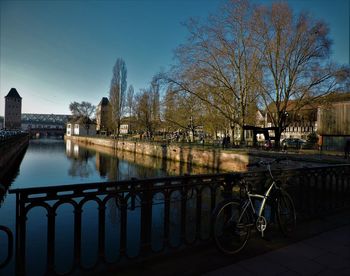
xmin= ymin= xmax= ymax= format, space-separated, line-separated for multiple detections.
xmin=0 ymin=226 xmax=13 ymax=269
xmin=52 ymin=198 xmax=78 ymax=211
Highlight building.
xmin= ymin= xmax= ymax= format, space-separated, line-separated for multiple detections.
xmin=96 ymin=97 xmax=110 ymax=133
xmin=317 ymin=93 xmax=350 ymax=150
xmin=119 ymin=124 xmax=129 ymax=134
xmin=280 ymin=104 xmax=317 ymax=141
xmin=119 ymin=117 xmax=137 ymax=135
xmin=261 ymin=92 xmax=349 ymax=149
xmin=4 ymin=88 xmax=22 ymax=129
xmin=264 ymin=101 xmax=318 ymax=141
xmin=66 ymin=117 xmax=96 ymax=136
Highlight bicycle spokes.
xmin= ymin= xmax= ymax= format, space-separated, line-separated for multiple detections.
xmin=277 ymin=192 xmax=296 ymax=236
xmin=213 ymin=201 xmax=251 ymax=254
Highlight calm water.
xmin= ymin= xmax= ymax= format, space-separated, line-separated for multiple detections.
xmin=0 ymin=138 xmax=219 ymax=275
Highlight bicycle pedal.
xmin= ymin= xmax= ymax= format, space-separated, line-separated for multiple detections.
xmin=262 ymin=235 xmax=272 ymax=241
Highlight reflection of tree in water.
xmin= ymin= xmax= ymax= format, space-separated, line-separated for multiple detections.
xmin=107 ymin=157 xmax=119 ymax=181
xmin=169 ymin=191 xmax=182 ymax=246
xmin=0 ymin=146 xmax=27 ymax=205
xmin=106 ymin=197 xmax=120 ymax=226
xmin=67 ymin=145 xmax=95 ymax=178
xmin=95 ymin=152 xmax=110 ymax=178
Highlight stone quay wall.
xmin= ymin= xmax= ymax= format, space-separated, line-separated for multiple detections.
xmin=65 ymin=136 xmax=250 ymax=172
xmin=0 ymin=134 xmax=29 ymax=179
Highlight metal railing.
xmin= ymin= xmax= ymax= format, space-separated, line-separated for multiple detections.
xmin=4 ymin=164 xmax=350 ymax=275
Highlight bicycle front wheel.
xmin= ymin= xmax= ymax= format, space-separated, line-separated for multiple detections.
xmin=212 ymin=200 xmax=251 ymax=254
xmin=277 ymin=190 xmax=296 ymax=236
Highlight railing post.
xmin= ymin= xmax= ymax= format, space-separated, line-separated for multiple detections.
xmin=98 ymin=203 xmax=106 ymax=262
xmin=163 ymin=190 xmax=170 ymax=247
xmin=73 ymin=207 xmax=82 ymax=268
xmin=0 ymin=226 xmax=13 ymax=269
xmin=196 ymin=186 xmax=202 ymax=240
xmin=140 ymin=182 xmax=153 ymax=255
xmin=180 ymin=183 xmax=187 ymax=244
xmin=119 ymin=199 xmax=128 ymax=257
xmin=222 ymin=174 xmax=233 ymax=200
xmin=46 ymin=208 xmax=56 ymax=274
xmin=15 ymin=192 xmax=27 ymax=276
xmin=223 ymin=173 xmax=240 ymax=200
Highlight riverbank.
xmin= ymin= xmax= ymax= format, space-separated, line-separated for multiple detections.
xmin=0 ymin=134 xmax=29 ymax=180
xmin=65 ymin=135 xmax=250 ymax=171
xmin=65 ymin=136 xmax=348 ymax=172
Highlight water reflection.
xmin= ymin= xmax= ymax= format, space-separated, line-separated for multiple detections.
xmin=65 ymin=139 xmax=219 ymax=182
xmin=66 ymin=140 xmax=96 ymax=178
xmin=0 ymin=138 xmax=221 ymax=275
xmin=0 ymin=146 xmax=27 ymax=205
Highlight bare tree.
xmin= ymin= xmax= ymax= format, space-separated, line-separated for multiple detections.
xmin=69 ymin=101 xmax=96 ymax=134
xmin=163 ymin=0 xmax=261 ymax=143
xmin=69 ymin=101 xmax=95 ymax=119
xmin=135 ymin=85 xmax=162 ymax=139
xmin=252 ymin=2 xmax=349 ymax=146
xmin=150 ymin=77 xmax=161 ymax=122
xmin=163 ymin=86 xmax=205 ymax=141
xmin=109 ymin=58 xmax=127 ymax=136
xmin=135 ymin=89 xmax=153 ymax=138
xmin=126 ymin=85 xmax=134 ymax=117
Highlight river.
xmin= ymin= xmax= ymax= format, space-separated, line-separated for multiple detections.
xmin=0 ymin=138 xmax=220 ymax=275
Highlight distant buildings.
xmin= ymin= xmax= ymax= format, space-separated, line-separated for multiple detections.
xmin=4 ymin=88 xmax=22 ymax=129
xmin=317 ymin=96 xmax=350 ymax=150
xmin=2 ymin=88 xmax=70 ymax=134
xmin=261 ymin=92 xmax=350 ymax=150
xmin=66 ymin=96 xmax=109 ymax=137
xmin=66 ymin=117 xmax=96 ymax=136
xmin=265 ymin=101 xmax=318 ymax=141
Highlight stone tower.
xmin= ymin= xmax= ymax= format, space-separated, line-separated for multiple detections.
xmin=96 ymin=97 xmax=110 ymax=132
xmin=4 ymin=88 xmax=22 ymax=129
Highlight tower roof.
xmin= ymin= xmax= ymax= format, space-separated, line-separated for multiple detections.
xmin=98 ymin=97 xmax=109 ymax=106
xmin=5 ymin=88 xmax=22 ymax=99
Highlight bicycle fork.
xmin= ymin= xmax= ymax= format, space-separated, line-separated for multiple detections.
xmin=246 ymin=195 xmax=269 ymax=238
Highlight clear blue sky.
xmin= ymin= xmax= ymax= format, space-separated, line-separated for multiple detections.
xmin=0 ymin=0 xmax=349 ymax=116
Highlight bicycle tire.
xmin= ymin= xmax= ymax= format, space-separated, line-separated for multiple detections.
xmin=212 ymin=200 xmax=251 ymax=254
xmin=276 ymin=190 xmax=296 ymax=236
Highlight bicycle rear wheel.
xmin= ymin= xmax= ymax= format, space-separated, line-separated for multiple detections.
xmin=277 ymin=190 xmax=296 ymax=236
xmin=212 ymin=200 xmax=251 ymax=254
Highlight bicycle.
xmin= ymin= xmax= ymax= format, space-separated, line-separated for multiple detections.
xmin=212 ymin=157 xmax=296 ymax=254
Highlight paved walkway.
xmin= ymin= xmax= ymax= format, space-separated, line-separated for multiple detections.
xmin=204 ymin=225 xmax=350 ymax=276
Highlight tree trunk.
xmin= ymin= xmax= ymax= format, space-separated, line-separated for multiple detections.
xmin=117 ymin=120 xmax=121 ymax=137
xmin=230 ymin=125 xmax=235 ymax=146
xmin=275 ymin=127 xmax=282 ymax=149
xmin=240 ymin=126 xmax=245 ymax=143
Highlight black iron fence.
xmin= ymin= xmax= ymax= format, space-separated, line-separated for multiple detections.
xmin=2 ymin=164 xmax=350 ymax=275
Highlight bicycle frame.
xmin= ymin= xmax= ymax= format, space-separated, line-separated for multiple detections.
xmin=238 ymin=164 xmax=279 ymax=236
xmin=239 ymin=181 xmax=272 ymax=213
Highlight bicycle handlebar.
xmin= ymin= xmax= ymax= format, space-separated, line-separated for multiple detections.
xmin=247 ymin=157 xmax=288 ymax=168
